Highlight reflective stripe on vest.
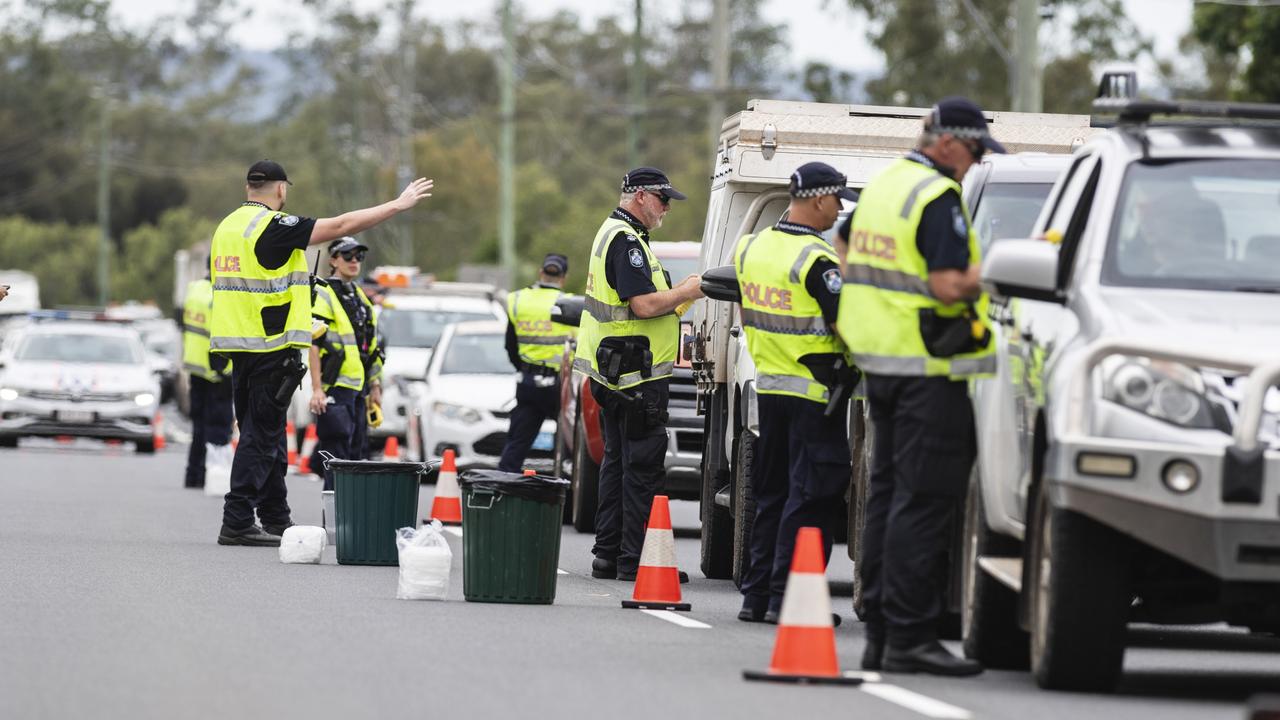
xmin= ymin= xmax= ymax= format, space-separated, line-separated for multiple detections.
xmin=209 ymin=204 xmax=311 ymax=353
xmin=837 ymin=157 xmax=994 ymax=379
xmin=507 ymin=286 xmax=573 ymax=370
xmin=182 ymin=278 xmax=222 ymax=382
xmin=735 ymin=226 xmax=845 ymax=404
xmin=572 ymin=217 xmax=677 ymax=390
xmin=313 ymin=283 xmax=366 ymax=392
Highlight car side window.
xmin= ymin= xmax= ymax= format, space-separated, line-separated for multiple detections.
xmin=1043 ymin=154 xmax=1099 ymax=239
xmin=1053 ymin=156 xmax=1103 ymax=290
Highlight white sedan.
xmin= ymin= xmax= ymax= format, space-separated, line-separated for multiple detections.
xmin=416 ymin=320 xmax=555 ymax=471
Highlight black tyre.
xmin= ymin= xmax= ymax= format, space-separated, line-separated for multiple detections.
xmin=961 ymin=465 xmax=1030 ymax=669
xmin=0 ymin=436 xmax=18 ymax=448
xmin=848 ymin=399 xmax=872 ymax=617
xmin=135 ymin=439 xmax=156 ymax=455
xmin=700 ymin=410 xmax=733 ymax=579
xmin=554 ymin=420 xmax=573 ymax=523
xmin=570 ymin=413 xmax=599 ymax=534
xmin=731 ymin=431 xmax=757 ymax=589
xmin=1028 ymin=481 xmax=1130 ymax=691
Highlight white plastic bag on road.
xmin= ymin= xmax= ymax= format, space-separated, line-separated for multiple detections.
xmin=396 ymin=521 xmax=452 ymax=600
xmin=203 ymin=444 xmax=232 ymax=498
xmin=279 ymin=525 xmax=327 ymax=564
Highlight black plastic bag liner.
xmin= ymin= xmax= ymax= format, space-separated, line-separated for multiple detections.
xmin=322 ymin=457 xmax=438 ymax=476
xmin=458 ymin=469 xmax=570 ymax=504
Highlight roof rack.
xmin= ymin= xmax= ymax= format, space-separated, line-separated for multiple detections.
xmin=1092 ymin=98 xmax=1280 ymax=125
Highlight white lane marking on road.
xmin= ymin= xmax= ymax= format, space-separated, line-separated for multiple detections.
xmin=859 ymin=683 xmax=971 ymax=720
xmin=444 ymin=527 xmax=462 ymax=537
xmin=640 ymin=609 xmax=711 ymax=629
xmin=557 ymin=569 xmax=568 ymax=575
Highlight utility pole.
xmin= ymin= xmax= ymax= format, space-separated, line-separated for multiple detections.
xmin=628 ymin=0 xmax=645 ymax=168
xmin=96 ymin=93 xmax=111 ymax=306
xmin=395 ymin=0 xmax=417 ymax=265
xmin=498 ymin=0 xmax=517 ymax=287
xmin=707 ymin=0 xmax=730 ymax=155
xmin=1011 ymin=0 xmax=1043 ymax=112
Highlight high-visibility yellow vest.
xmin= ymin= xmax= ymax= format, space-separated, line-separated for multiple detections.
xmin=572 ymin=217 xmax=677 ymax=390
xmin=313 ymin=282 xmax=367 ymax=391
xmin=736 ymin=226 xmax=846 ymax=404
xmin=182 ymin=279 xmax=229 ymax=382
xmin=209 ymin=204 xmax=311 ymax=353
xmin=837 ymin=157 xmax=994 ymax=378
xmin=506 ymin=286 xmax=574 ymax=371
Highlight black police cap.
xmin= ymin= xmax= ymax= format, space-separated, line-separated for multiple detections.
xmin=927 ymin=97 xmax=1007 ymax=154
xmin=789 ymin=162 xmax=857 ymax=201
xmin=621 ymin=167 xmax=687 ymax=201
xmin=329 ymin=237 xmax=369 ymax=256
xmin=247 ymin=159 xmax=291 ymax=185
xmin=542 ymin=253 xmax=569 ymax=276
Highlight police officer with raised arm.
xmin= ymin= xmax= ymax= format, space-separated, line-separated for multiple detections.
xmin=210 ymin=159 xmax=432 ymax=547
xmin=307 ymin=237 xmax=383 ymax=490
xmin=497 ymin=253 xmax=573 ymax=473
xmin=181 ymin=270 xmax=234 ymax=489
xmin=735 ymin=162 xmax=855 ymax=624
xmin=839 ymin=98 xmax=999 ymax=676
xmin=573 ymin=167 xmax=703 ymax=582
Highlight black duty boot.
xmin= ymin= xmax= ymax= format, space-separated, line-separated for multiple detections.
xmin=217 ymin=524 xmax=283 ymax=547
xmin=262 ymin=522 xmax=294 ymax=537
xmin=883 ymin=640 xmax=984 ymax=677
xmin=617 ymin=569 xmax=689 ymax=583
xmin=762 ymin=609 xmax=842 ymax=627
xmin=591 ymin=557 xmax=618 ymax=579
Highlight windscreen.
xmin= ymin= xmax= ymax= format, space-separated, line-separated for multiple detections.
xmin=972 ymin=183 xmax=1054 ymax=251
xmin=1103 ymin=159 xmax=1280 ymax=291
xmin=439 ymin=333 xmax=512 ymax=375
xmin=379 ymin=308 xmax=495 ymax=348
xmin=18 ymin=333 xmax=141 ymax=364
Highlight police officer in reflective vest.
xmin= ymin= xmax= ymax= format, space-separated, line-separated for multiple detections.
xmin=573 ymin=167 xmax=704 ymax=581
xmin=308 ymin=237 xmax=383 ymax=490
xmin=182 ymin=273 xmax=234 ymax=489
xmin=497 ymin=252 xmax=574 ymax=473
xmin=736 ymin=162 xmax=856 ymax=624
xmin=211 ymin=159 xmax=432 ymax=546
xmin=838 ymin=98 xmax=1000 ymax=676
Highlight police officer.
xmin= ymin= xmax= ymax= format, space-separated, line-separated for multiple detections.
xmin=307 ymin=237 xmax=383 ymax=489
xmin=181 ymin=271 xmax=234 ymax=489
xmin=211 ymin=159 xmax=432 ymax=546
xmin=735 ymin=162 xmax=856 ymax=624
xmin=497 ymin=253 xmax=573 ymax=473
xmin=838 ymin=98 xmax=1000 ymax=676
xmin=573 ymin=167 xmax=703 ymax=581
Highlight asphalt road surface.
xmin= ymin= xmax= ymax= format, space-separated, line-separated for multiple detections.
xmin=2 ymin=436 xmax=1278 ymax=720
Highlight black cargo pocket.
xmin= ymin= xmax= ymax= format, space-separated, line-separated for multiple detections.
xmin=906 ymin=433 xmax=973 ymax=497
xmin=260 ymin=303 xmax=290 ymax=337
xmin=799 ymin=434 xmax=853 ymax=502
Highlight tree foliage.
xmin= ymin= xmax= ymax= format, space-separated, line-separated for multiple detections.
xmin=1187 ymin=5 xmax=1280 ymax=102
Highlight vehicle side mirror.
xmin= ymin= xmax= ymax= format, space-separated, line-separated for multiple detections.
xmin=701 ymin=264 xmax=741 ymax=303
xmin=552 ymin=295 xmax=584 ymax=327
xmin=982 ymin=239 xmax=1063 ymax=304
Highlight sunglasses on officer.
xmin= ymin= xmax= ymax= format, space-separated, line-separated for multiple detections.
xmin=646 ymin=190 xmax=671 ymax=208
xmin=336 ymin=250 xmax=366 ymax=262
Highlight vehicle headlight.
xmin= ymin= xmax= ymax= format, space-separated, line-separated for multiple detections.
xmin=433 ymin=401 xmax=482 ymax=424
xmin=1102 ymin=357 xmax=1217 ymax=430
xmin=134 ymin=393 xmax=156 ymax=407
xmin=0 ymin=387 xmax=18 ymax=401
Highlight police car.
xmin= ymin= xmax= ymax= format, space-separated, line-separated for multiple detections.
xmin=413 ymin=320 xmax=555 ymax=470
xmin=0 ymin=312 xmax=161 ymax=452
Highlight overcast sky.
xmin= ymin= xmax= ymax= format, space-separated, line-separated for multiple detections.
xmin=109 ymin=0 xmax=1192 ymax=89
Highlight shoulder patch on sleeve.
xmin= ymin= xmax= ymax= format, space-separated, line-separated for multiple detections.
xmin=627 ymin=247 xmax=646 ymax=268
xmin=951 ymin=206 xmax=968 ymax=239
xmin=822 ymin=267 xmax=843 ymax=294
xmin=278 ymin=214 xmax=300 ymax=227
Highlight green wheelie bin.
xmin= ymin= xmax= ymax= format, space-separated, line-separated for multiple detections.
xmin=458 ymin=470 xmax=570 ymax=603
xmin=325 ymin=455 xmax=433 ymax=565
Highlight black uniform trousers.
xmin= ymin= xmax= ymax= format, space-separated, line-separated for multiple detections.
xmin=314 ymin=386 xmax=363 ymax=491
xmin=590 ymin=378 xmax=668 ymax=575
xmin=222 ymin=350 xmax=295 ymax=530
xmin=741 ymin=393 xmax=851 ymax=613
xmin=859 ymin=374 xmax=975 ymax=648
xmin=498 ymin=370 xmax=560 ymax=473
xmin=184 ymin=375 xmax=234 ymax=488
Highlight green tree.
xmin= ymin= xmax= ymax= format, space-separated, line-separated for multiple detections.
xmin=1185 ymin=5 xmax=1280 ymax=102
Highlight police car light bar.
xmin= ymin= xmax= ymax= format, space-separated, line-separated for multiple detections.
xmin=29 ymin=308 xmax=130 ymax=323
xmin=1092 ymin=98 xmax=1280 ymax=126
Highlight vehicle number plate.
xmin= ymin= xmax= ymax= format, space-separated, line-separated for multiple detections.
xmin=57 ymin=410 xmax=94 ymax=424
xmin=532 ymin=431 xmax=553 ymax=451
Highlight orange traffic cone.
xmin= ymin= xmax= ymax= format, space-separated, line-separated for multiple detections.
xmin=153 ymin=411 xmax=166 ymax=450
xmin=286 ymin=421 xmax=298 ymax=466
xmin=428 ymin=448 xmax=462 ymax=525
xmin=297 ymin=423 xmax=319 ymax=475
xmin=621 ymin=495 xmax=690 ymax=611
xmin=383 ymin=435 xmax=401 ymax=461
xmin=743 ymin=527 xmax=861 ymax=686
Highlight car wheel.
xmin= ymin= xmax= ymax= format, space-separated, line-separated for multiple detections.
xmin=731 ymin=431 xmax=757 ymax=590
xmin=700 ymin=409 xmax=733 ymax=579
xmin=570 ymin=413 xmax=599 ymax=534
xmin=961 ymin=463 xmax=1030 ymax=669
xmin=0 ymin=436 xmax=17 ymax=448
xmin=849 ymin=399 xmax=872 ymax=618
xmin=1028 ymin=481 xmax=1130 ymax=691
xmin=554 ymin=421 xmax=573 ymax=524
xmin=135 ymin=439 xmax=156 ymax=455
